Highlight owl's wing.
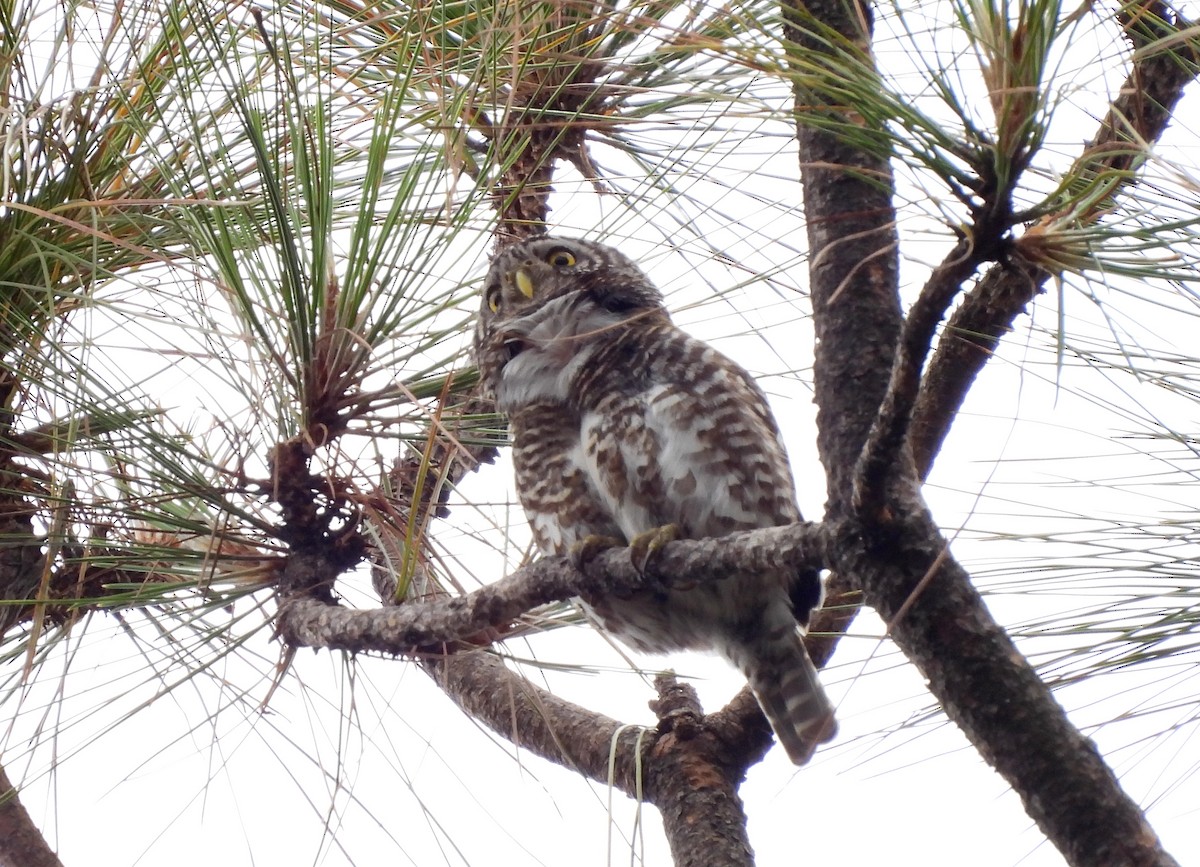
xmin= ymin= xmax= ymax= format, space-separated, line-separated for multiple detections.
xmin=582 ymin=327 xmax=801 ymax=541
xmin=578 ymin=327 xmax=837 ymax=761
xmin=581 ymin=326 xmax=826 ymax=625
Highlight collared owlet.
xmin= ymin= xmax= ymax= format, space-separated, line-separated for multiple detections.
xmin=474 ymin=235 xmax=836 ymax=764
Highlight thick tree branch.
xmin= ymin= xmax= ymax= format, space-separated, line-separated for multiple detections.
xmin=278 ymin=522 xmax=829 ymax=654
xmin=784 ymin=2 xmax=1184 ymax=865
xmin=0 ymin=763 xmax=63 ymax=867
xmin=426 ymin=654 xmax=760 ymax=867
xmin=838 ymin=500 xmax=1180 ymax=867
xmin=782 ymin=0 xmax=902 ymax=519
xmin=647 ymin=675 xmax=758 ymax=867
xmin=425 ymin=649 xmax=651 ymax=789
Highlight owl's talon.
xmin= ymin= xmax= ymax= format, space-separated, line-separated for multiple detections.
xmin=629 ymin=524 xmax=681 ymax=578
xmin=570 ymin=534 xmax=625 ymax=572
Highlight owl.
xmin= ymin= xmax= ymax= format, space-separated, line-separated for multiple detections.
xmin=474 ymin=235 xmax=836 ymax=765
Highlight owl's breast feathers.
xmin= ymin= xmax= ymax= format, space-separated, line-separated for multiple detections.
xmin=509 ymin=400 xmax=623 ymax=553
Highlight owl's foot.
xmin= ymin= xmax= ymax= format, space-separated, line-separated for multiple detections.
xmin=570 ymin=534 xmax=625 ymax=573
xmin=628 ymin=524 xmax=681 ymax=578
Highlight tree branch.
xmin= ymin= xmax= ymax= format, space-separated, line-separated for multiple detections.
xmin=277 ymin=522 xmax=829 ymax=654
xmin=647 ymin=675 xmax=758 ymax=867
xmin=784 ymin=3 xmax=1184 ymax=865
xmin=0 ymin=762 xmax=63 ymax=867
xmin=908 ymin=255 xmax=1048 ymax=476
xmin=909 ymin=1 xmax=1198 ymax=477
xmin=782 ymin=0 xmax=902 ymax=519
xmin=837 ymin=501 xmax=1181 ymax=867
xmin=425 ymin=655 xmax=760 ymax=867
xmin=424 ymin=649 xmax=652 ymax=789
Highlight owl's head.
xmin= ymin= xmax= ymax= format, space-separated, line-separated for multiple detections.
xmin=473 ymin=236 xmax=667 ymax=397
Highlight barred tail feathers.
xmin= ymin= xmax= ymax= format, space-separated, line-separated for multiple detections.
xmin=728 ymin=612 xmax=837 ymax=766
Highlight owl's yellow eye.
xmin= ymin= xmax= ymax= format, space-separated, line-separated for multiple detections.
xmin=486 ymin=288 xmax=501 ymax=313
xmin=546 ymin=249 xmax=577 ymax=268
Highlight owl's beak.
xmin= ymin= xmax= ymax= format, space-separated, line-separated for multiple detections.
xmin=514 ymin=267 xmax=535 ymax=299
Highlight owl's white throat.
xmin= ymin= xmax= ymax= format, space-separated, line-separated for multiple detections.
xmin=494 ymin=291 xmax=622 ymax=411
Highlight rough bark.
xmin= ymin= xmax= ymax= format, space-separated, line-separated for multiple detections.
xmin=781 ymin=2 xmax=1183 ymax=866
xmin=0 ymin=763 xmax=63 ymax=867
xmin=837 ymin=501 xmax=1179 ymax=867
xmin=647 ymin=675 xmax=758 ymax=867
xmin=425 ymin=654 xmax=759 ymax=867
xmin=784 ymin=0 xmax=903 ymax=516
xmin=278 ymin=522 xmax=829 ymax=653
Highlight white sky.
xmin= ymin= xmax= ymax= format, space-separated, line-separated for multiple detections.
xmin=4 ymin=1 xmax=1200 ymax=865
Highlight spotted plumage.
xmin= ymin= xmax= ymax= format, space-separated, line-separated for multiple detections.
xmin=474 ymin=236 xmax=836 ymax=764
